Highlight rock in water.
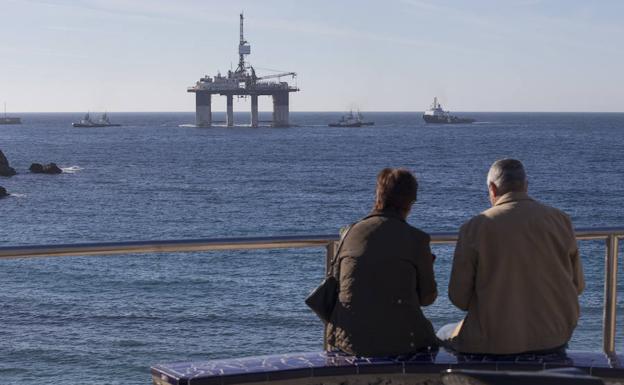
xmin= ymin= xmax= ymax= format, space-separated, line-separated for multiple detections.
xmin=0 ymin=166 xmax=16 ymax=177
xmin=30 ymin=163 xmax=62 ymax=174
xmin=0 ymin=150 xmax=17 ymax=177
xmin=0 ymin=150 xmax=8 ymax=166
xmin=29 ymin=163 xmax=44 ymax=173
xmin=0 ymin=186 xmax=8 ymax=198
xmin=45 ymin=163 xmax=63 ymax=174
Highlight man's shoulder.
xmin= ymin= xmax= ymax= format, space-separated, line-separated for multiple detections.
xmin=538 ymin=200 xmax=571 ymax=217
xmin=460 ymin=212 xmax=490 ymax=232
xmin=483 ymin=195 xmax=570 ymax=219
xmin=484 ymin=196 xmax=574 ymax=231
xmin=521 ymin=198 xmax=573 ymax=223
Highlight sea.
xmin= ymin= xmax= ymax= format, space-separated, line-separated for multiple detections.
xmin=1 ymin=111 xmax=623 ymax=385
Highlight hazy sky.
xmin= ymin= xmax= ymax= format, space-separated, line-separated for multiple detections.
xmin=1 ymin=0 xmax=623 ymax=112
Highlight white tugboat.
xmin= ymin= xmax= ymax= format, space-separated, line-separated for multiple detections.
xmin=423 ymin=97 xmax=475 ymax=124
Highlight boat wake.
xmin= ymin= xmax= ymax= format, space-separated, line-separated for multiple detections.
xmin=61 ymin=166 xmax=83 ymax=174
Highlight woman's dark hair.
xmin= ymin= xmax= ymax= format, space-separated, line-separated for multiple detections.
xmin=374 ymin=168 xmax=418 ymax=212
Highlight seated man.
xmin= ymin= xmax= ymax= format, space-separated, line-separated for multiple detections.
xmin=448 ymin=159 xmax=585 ymax=354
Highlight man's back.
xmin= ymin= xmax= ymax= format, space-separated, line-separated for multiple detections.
xmin=449 ymin=191 xmax=585 ymax=354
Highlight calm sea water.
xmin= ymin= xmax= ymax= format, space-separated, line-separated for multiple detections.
xmin=1 ymin=112 xmax=624 ymax=384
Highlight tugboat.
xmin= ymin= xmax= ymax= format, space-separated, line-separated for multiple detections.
xmin=423 ymin=97 xmax=475 ymax=124
xmin=328 ymin=110 xmax=374 ymax=127
xmin=72 ymin=112 xmax=121 ymax=127
xmin=0 ymin=102 xmax=21 ymax=125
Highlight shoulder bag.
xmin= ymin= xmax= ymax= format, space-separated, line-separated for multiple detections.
xmin=304 ymin=223 xmax=354 ymax=323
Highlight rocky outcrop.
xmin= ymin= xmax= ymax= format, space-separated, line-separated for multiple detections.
xmin=30 ymin=163 xmax=62 ymax=174
xmin=0 ymin=166 xmax=16 ymax=176
xmin=0 ymin=186 xmax=8 ymax=198
xmin=0 ymin=150 xmax=17 ymax=177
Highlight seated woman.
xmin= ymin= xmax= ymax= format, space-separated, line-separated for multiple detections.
xmin=327 ymin=168 xmax=438 ymax=357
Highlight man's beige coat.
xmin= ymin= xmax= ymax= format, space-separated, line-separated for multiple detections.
xmin=449 ymin=192 xmax=584 ymax=354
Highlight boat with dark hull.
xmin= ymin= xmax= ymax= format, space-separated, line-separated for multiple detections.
xmin=0 ymin=117 xmax=21 ymax=125
xmin=0 ymin=103 xmax=21 ymax=125
xmin=423 ymin=97 xmax=475 ymax=124
xmin=72 ymin=112 xmax=121 ymax=127
xmin=328 ymin=110 xmax=374 ymax=127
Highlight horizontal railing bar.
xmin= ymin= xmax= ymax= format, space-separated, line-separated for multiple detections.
xmin=0 ymin=235 xmax=335 ymax=260
xmin=0 ymin=227 xmax=622 ymax=260
xmin=575 ymin=227 xmax=624 ymax=240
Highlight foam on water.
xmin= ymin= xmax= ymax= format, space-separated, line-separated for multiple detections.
xmin=61 ymin=165 xmax=83 ymax=173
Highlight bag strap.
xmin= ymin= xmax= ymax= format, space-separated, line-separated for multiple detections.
xmin=327 ymin=223 xmax=355 ymax=277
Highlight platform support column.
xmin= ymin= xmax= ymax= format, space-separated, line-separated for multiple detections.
xmin=272 ymin=92 xmax=289 ymax=127
xmin=251 ymin=95 xmax=259 ymax=127
xmin=226 ymin=95 xmax=234 ymax=127
xmin=195 ymin=93 xmax=211 ymax=127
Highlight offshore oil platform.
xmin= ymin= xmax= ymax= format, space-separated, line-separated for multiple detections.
xmin=187 ymin=14 xmax=299 ymax=127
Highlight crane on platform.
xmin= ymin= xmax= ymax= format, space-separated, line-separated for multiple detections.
xmin=256 ymin=72 xmax=296 ymax=81
xmin=249 ymin=67 xmax=296 ymax=85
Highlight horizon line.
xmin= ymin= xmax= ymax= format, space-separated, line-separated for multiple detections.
xmin=8 ymin=110 xmax=624 ymax=114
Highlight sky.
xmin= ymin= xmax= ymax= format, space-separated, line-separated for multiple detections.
xmin=1 ymin=0 xmax=623 ymax=112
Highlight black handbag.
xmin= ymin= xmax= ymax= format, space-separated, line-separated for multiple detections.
xmin=305 ymin=224 xmax=354 ymax=323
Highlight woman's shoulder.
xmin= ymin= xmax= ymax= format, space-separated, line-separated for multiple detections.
xmin=406 ymin=224 xmax=431 ymax=243
xmin=367 ymin=215 xmax=431 ymax=243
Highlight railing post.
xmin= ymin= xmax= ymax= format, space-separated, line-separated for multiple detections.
xmin=603 ymin=234 xmax=619 ymax=357
xmin=323 ymin=242 xmax=337 ymax=350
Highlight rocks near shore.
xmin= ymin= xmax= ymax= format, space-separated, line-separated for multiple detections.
xmin=0 ymin=149 xmax=17 ymax=177
xmin=0 ymin=165 xmax=16 ymax=177
xmin=1 ymin=150 xmax=65 ymax=200
xmin=0 ymin=149 xmax=64 ymax=203
xmin=30 ymin=163 xmax=62 ymax=174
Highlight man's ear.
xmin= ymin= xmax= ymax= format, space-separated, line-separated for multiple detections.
xmin=488 ymin=182 xmax=498 ymax=198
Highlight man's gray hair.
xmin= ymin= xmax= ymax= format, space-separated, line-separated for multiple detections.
xmin=487 ymin=159 xmax=527 ymax=194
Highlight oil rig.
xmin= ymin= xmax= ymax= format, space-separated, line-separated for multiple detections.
xmin=187 ymin=14 xmax=299 ymax=127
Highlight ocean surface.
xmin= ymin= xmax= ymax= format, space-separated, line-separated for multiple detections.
xmin=1 ymin=111 xmax=623 ymax=384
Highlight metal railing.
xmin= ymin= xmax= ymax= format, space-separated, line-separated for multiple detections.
xmin=0 ymin=227 xmax=622 ymax=358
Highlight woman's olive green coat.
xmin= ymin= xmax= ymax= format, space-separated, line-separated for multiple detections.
xmin=327 ymin=209 xmax=438 ymax=356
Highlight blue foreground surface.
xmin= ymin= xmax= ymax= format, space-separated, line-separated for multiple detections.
xmin=151 ymin=350 xmax=624 ymax=385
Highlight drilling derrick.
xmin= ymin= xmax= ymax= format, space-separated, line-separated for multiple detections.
xmin=236 ymin=13 xmax=250 ymax=76
xmin=187 ymin=13 xmax=299 ymax=127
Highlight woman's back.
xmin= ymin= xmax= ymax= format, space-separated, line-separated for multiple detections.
xmin=327 ymin=209 xmax=438 ymax=356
